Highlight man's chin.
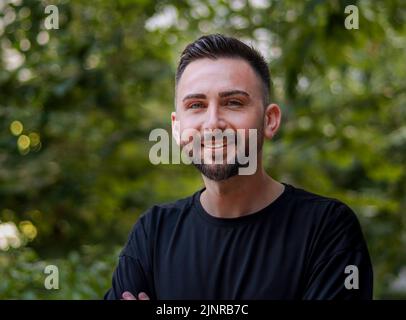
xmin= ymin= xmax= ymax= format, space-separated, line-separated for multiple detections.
xmin=193 ymin=163 xmax=239 ymax=181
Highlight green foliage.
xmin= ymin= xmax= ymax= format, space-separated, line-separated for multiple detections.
xmin=0 ymin=245 xmax=120 ymax=299
xmin=0 ymin=0 xmax=405 ymax=299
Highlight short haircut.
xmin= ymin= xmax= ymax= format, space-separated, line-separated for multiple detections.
xmin=175 ymin=34 xmax=271 ymax=107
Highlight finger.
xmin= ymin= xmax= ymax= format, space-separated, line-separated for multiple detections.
xmin=138 ymin=292 xmax=150 ymax=300
xmin=122 ymin=291 xmax=137 ymax=300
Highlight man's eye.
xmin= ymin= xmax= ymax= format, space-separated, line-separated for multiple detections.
xmin=226 ymin=100 xmax=243 ymax=106
xmin=189 ymin=102 xmax=204 ymax=109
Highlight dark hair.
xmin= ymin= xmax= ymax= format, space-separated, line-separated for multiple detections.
xmin=175 ymin=34 xmax=271 ymax=107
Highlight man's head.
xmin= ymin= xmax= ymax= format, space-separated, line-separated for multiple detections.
xmin=175 ymin=34 xmax=271 ymax=107
xmin=172 ymin=34 xmax=281 ymax=181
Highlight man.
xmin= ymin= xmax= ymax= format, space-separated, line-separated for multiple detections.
xmin=105 ymin=34 xmax=373 ymax=300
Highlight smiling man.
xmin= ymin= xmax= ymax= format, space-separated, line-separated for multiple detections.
xmin=105 ymin=34 xmax=373 ymax=300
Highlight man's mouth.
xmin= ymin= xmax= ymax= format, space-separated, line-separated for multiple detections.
xmin=202 ymin=143 xmax=228 ymax=149
xmin=201 ymin=138 xmax=237 ymax=149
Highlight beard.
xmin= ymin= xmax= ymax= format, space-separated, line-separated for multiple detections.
xmin=182 ymin=126 xmax=264 ymax=181
xmin=193 ymin=161 xmax=240 ymax=181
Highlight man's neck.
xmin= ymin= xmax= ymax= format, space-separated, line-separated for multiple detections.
xmin=200 ymin=164 xmax=285 ymax=219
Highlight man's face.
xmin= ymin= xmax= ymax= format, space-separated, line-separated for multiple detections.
xmin=172 ymin=57 xmax=267 ymax=181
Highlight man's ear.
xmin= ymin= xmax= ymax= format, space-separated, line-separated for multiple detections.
xmin=171 ymin=112 xmax=180 ymax=145
xmin=263 ymin=103 xmax=282 ymax=139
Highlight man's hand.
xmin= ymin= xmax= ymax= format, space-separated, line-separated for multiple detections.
xmin=121 ymin=291 xmax=150 ymax=300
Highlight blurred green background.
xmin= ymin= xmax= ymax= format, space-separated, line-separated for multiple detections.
xmin=0 ymin=0 xmax=405 ymax=299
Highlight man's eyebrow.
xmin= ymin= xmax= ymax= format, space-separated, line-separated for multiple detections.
xmin=182 ymin=93 xmax=207 ymax=102
xmin=182 ymin=90 xmax=250 ymax=102
xmin=218 ymin=90 xmax=250 ymax=98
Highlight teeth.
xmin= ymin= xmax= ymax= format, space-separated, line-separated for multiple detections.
xmin=204 ymin=144 xmax=225 ymax=148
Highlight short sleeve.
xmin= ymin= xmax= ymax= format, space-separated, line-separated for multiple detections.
xmin=104 ymin=216 xmax=155 ymax=300
xmin=302 ymin=203 xmax=373 ymax=299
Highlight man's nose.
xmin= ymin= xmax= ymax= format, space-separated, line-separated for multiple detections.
xmin=203 ymin=104 xmax=227 ymax=131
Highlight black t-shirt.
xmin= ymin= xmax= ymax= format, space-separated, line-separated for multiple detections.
xmin=104 ymin=182 xmax=373 ymax=300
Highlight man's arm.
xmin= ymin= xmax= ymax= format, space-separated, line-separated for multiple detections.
xmin=104 ymin=255 xmax=152 ymax=299
xmin=104 ymin=217 xmax=155 ymax=300
xmin=302 ymin=248 xmax=373 ymax=299
xmin=302 ymin=202 xmax=373 ymax=299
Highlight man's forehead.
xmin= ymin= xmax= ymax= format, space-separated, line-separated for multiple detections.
xmin=177 ymin=58 xmax=260 ymax=98
xmin=180 ymin=57 xmax=255 ymax=81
